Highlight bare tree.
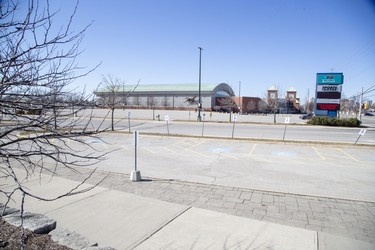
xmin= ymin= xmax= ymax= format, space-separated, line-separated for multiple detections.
xmin=162 ymin=96 xmax=169 ymax=108
xmin=246 ymin=100 xmax=257 ymax=114
xmin=97 ymin=74 xmax=124 ymax=131
xmin=97 ymin=75 xmax=139 ymax=131
xmin=340 ymin=99 xmax=350 ymax=115
xmin=148 ymin=96 xmax=157 ymax=109
xmin=0 ymin=0 xmax=112 ymax=247
xmin=216 ymin=97 xmax=239 ymax=113
xmin=307 ymin=100 xmax=315 ymax=113
xmin=258 ymin=99 xmax=268 ymax=113
xmin=265 ymin=87 xmax=283 ymax=123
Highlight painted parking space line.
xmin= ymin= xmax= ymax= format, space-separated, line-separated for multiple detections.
xmin=312 ymin=146 xmax=325 ymax=160
xmin=185 ymin=148 xmax=210 ymax=158
xmin=142 ymin=147 xmax=156 ymax=154
xmin=185 ymin=140 xmax=206 ymax=150
xmin=248 ymin=144 xmax=257 ymax=155
xmin=168 ymin=138 xmax=189 ymax=147
xmin=170 ymin=139 xmax=206 ymax=151
xmin=163 ymin=146 xmax=179 ymax=154
xmin=161 ymin=138 xmax=210 ymax=158
xmin=337 ymin=148 xmax=360 ymax=162
xmin=221 ymin=153 xmax=240 ymax=160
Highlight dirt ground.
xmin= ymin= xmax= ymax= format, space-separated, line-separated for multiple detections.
xmin=0 ymin=219 xmax=71 ymax=250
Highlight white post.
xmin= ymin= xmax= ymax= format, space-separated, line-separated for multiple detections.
xmin=283 ymin=117 xmax=290 ymax=141
xmin=130 ymin=131 xmax=141 ymax=181
xmin=201 ymin=113 xmax=205 ymax=136
xmin=165 ymin=115 xmax=170 ymax=135
xmin=231 ymin=115 xmax=237 ymax=138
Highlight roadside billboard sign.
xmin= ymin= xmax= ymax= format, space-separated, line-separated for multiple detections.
xmin=317 ymin=73 xmax=344 ymax=85
xmin=316 ymin=92 xmax=341 ymax=99
xmin=316 ymin=99 xmax=340 ymax=104
xmin=317 ymin=85 xmax=342 ymax=92
xmin=317 ymin=104 xmax=340 ymax=111
xmin=315 ymin=73 xmax=343 ymax=117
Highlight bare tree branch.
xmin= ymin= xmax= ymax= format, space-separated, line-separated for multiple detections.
xmin=0 ymin=3 xmax=117 ymax=247
xmin=96 ymin=75 xmax=140 ymax=131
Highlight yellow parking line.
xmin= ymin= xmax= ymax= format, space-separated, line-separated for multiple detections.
xmin=312 ymin=146 xmax=325 ymax=160
xmin=249 ymin=144 xmax=257 ymax=155
xmin=337 ymin=148 xmax=360 ymax=162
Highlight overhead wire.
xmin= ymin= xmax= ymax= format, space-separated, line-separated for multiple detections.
xmin=335 ymin=37 xmax=375 ymax=72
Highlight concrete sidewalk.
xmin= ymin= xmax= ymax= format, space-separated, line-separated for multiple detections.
xmin=1 ymin=168 xmax=374 ymax=249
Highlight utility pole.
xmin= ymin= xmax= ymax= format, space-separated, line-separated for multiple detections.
xmin=359 ymin=86 xmax=363 ymax=121
xmin=307 ymin=88 xmax=309 ymax=112
xmin=239 ymin=81 xmax=241 ymax=113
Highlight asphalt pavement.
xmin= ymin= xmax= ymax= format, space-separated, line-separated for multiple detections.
xmin=78 ymin=133 xmax=375 ymax=202
xmin=77 ymin=108 xmax=375 ymax=145
xmin=2 ymin=109 xmax=375 ymax=249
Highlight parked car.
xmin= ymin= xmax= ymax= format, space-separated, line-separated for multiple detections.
xmin=299 ymin=113 xmax=314 ymax=120
xmin=364 ymin=113 xmax=374 ymax=116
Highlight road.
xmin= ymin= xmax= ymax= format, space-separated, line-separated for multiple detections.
xmin=73 ymin=108 xmax=375 ymax=145
xmin=128 ymin=120 xmax=375 ymax=145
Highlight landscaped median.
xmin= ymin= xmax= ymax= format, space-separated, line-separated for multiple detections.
xmin=307 ymin=116 xmax=362 ymax=127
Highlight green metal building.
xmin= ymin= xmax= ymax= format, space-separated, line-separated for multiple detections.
xmin=94 ymin=83 xmax=235 ymax=110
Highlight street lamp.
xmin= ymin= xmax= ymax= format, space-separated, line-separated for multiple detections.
xmin=198 ymin=47 xmax=203 ymax=122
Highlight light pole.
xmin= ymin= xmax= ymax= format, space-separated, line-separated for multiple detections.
xmin=198 ymin=47 xmax=203 ymax=122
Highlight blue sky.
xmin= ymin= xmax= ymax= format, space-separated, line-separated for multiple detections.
xmin=50 ymin=0 xmax=374 ymax=103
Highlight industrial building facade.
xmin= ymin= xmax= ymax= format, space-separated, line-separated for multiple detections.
xmin=94 ymin=83 xmax=236 ymax=110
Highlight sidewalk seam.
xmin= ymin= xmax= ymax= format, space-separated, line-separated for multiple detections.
xmin=130 ymin=206 xmax=192 ymax=249
xmin=43 ymin=189 xmax=110 ymax=215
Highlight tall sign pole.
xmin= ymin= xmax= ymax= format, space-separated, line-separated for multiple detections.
xmin=198 ymin=47 xmax=203 ymax=122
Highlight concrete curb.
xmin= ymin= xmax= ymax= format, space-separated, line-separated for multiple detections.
xmin=49 ymin=227 xmax=98 ymax=249
xmin=4 ymin=212 xmax=56 ymax=234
